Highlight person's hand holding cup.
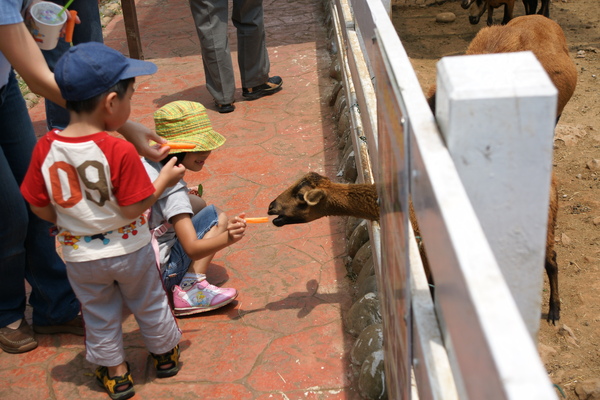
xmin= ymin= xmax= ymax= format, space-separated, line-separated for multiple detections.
xmin=27 ymin=1 xmax=68 ymax=50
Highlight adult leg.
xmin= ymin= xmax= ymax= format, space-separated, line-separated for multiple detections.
xmin=189 ymin=0 xmax=236 ymax=105
xmin=0 ymin=72 xmax=80 ymax=329
xmin=232 ymin=0 xmax=270 ymax=88
xmin=0 ymin=72 xmax=33 ymax=329
xmin=43 ymin=0 xmax=104 ymax=130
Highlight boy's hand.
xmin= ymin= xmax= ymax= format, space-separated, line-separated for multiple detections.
xmin=118 ymin=121 xmax=169 ymax=162
xmin=159 ymin=157 xmax=186 ymax=187
xmin=227 ymin=213 xmax=247 ymax=243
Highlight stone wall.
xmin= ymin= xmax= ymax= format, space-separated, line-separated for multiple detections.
xmin=324 ymin=5 xmax=387 ymax=399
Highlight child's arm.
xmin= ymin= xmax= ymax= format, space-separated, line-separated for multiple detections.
xmin=30 ymin=204 xmax=57 ymax=225
xmin=171 ymin=213 xmax=247 ymax=260
xmin=120 ymin=158 xmax=185 ymax=220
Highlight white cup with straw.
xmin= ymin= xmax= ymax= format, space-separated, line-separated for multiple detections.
xmin=28 ymin=1 xmax=68 ymax=50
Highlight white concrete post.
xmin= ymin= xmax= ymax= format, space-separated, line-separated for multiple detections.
xmin=435 ymin=51 xmax=558 ymax=338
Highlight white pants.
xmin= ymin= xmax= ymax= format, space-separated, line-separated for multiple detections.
xmin=66 ymin=244 xmax=181 ymax=367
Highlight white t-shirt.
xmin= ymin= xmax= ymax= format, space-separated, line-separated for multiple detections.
xmin=21 ymin=130 xmax=156 ymax=262
xmin=143 ymin=159 xmax=193 ymax=267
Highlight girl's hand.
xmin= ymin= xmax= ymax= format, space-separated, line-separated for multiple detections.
xmin=159 ymin=157 xmax=186 ymax=187
xmin=227 ymin=213 xmax=247 ymax=243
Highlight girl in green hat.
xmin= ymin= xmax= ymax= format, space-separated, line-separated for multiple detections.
xmin=143 ymin=101 xmax=247 ymax=316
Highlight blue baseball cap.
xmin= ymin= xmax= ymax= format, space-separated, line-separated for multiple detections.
xmin=55 ymin=42 xmax=157 ymax=102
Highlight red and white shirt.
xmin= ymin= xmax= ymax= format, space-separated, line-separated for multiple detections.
xmin=21 ymin=130 xmax=155 ymax=262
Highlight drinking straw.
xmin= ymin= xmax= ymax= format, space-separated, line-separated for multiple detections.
xmin=57 ymin=0 xmax=75 ymax=18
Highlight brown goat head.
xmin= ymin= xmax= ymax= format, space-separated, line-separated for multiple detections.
xmin=268 ymin=172 xmax=334 ymax=227
xmin=268 ymin=172 xmax=380 ymax=227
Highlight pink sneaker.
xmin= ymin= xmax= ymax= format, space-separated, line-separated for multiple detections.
xmin=172 ymin=280 xmax=237 ymax=316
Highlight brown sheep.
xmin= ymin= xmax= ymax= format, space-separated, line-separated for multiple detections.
xmin=425 ymin=15 xmax=575 ymax=323
xmin=427 ymin=15 xmax=577 ymax=323
xmin=523 ymin=0 xmax=550 ymax=17
xmin=462 ymin=0 xmax=550 ymax=26
xmin=469 ymin=15 xmax=576 ymax=118
xmin=464 ymin=0 xmax=516 ymax=26
xmin=427 ymin=15 xmax=577 ymax=121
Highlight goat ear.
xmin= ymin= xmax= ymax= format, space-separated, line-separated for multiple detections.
xmin=304 ymin=189 xmax=325 ymax=206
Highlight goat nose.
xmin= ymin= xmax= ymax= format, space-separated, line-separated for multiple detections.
xmin=268 ymin=201 xmax=282 ymax=215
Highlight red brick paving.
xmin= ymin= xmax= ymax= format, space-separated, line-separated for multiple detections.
xmin=0 ymin=0 xmax=361 ymax=398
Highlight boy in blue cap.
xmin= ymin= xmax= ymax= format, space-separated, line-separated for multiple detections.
xmin=19 ymin=43 xmax=206 ymax=400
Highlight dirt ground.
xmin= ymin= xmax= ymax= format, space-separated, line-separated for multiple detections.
xmin=391 ymin=1 xmax=600 ymax=398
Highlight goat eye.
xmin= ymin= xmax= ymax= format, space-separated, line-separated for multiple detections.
xmin=297 ymin=193 xmax=306 ymax=202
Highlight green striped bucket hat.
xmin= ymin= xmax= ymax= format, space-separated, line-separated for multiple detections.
xmin=154 ymin=101 xmax=226 ymax=153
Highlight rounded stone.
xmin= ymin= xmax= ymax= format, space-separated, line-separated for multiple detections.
xmin=355 ymin=273 xmax=378 ymax=300
xmin=337 ymin=111 xmax=351 ymax=136
xmin=355 ymin=256 xmax=375 ymax=290
xmin=358 ymin=349 xmax=387 ymax=399
xmin=333 ymin=92 xmax=348 ymax=122
xmin=346 ymin=216 xmax=362 ymax=239
xmin=344 ymin=292 xmax=382 ymax=336
xmin=349 ymin=241 xmax=373 ymax=277
xmin=329 ymin=57 xmax=342 ymax=80
xmin=351 ymin=323 xmax=384 ymax=365
xmin=341 ymin=146 xmax=357 ymax=183
xmin=348 ymin=220 xmax=370 ymax=259
xmin=436 ymin=12 xmax=456 ymax=23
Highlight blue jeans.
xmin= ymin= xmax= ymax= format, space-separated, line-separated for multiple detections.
xmin=161 ymin=205 xmax=219 ymax=291
xmin=0 ymin=71 xmax=80 ymax=327
xmin=43 ymin=0 xmax=104 ymax=130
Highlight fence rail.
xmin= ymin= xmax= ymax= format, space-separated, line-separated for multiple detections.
xmin=329 ymin=0 xmax=558 ymax=398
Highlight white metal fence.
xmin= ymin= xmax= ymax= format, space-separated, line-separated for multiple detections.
xmin=329 ymin=0 xmax=558 ymax=398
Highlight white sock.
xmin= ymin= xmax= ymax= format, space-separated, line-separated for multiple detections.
xmin=7 ymin=319 xmax=22 ymax=329
xmin=180 ymin=272 xmax=206 ymax=291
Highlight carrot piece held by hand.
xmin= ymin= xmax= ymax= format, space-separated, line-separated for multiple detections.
xmin=246 ymin=217 xmax=269 ymax=224
xmin=64 ymin=10 xmax=77 ymax=45
xmin=161 ymin=142 xmax=196 ymax=150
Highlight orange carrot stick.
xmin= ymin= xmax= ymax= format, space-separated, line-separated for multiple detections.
xmin=246 ymin=217 xmax=269 ymax=223
xmin=64 ymin=10 xmax=77 ymax=44
xmin=161 ymin=142 xmax=196 ymax=150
